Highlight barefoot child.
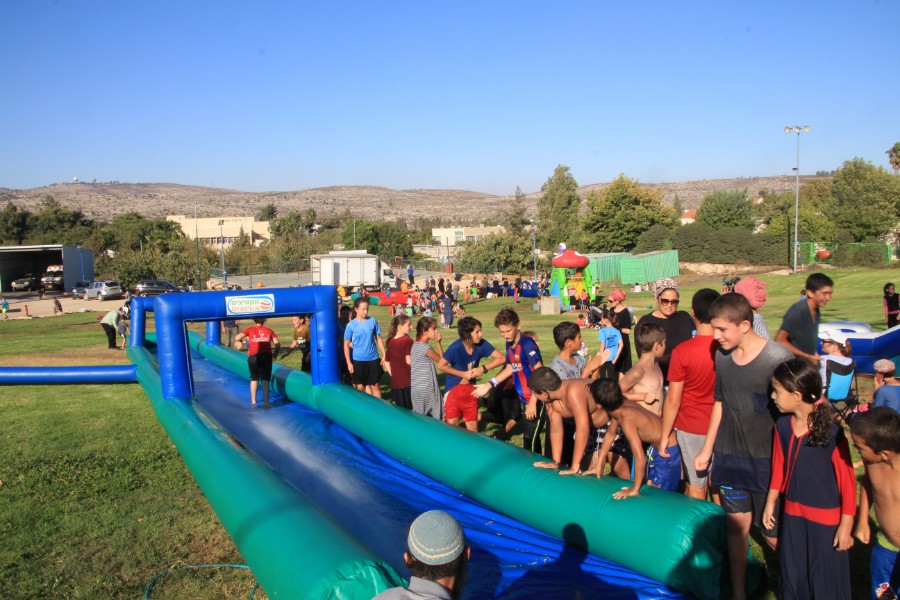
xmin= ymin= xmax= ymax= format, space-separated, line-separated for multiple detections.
xmin=410 ymin=317 xmax=444 ymax=420
xmin=620 ymin=322 xmax=666 ymax=416
xmin=851 ymin=407 xmax=900 ymax=598
xmin=383 ymin=315 xmax=413 ymax=410
xmin=548 ymin=322 xmax=623 ymax=477
xmin=762 ymin=358 xmax=855 ymax=599
xmin=528 ymin=361 xmax=611 ymax=474
xmin=590 ymin=378 xmax=681 ymax=497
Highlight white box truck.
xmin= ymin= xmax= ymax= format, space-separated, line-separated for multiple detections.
xmin=310 ymin=251 xmax=395 ymax=292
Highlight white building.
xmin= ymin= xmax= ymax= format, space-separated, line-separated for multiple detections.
xmin=431 ymin=225 xmax=505 ymax=247
xmin=167 ymin=215 xmax=270 ymax=248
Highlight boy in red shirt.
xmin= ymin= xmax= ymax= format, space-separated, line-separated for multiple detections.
xmin=658 ymin=288 xmax=720 ymax=500
xmin=234 ymin=317 xmax=280 ymax=407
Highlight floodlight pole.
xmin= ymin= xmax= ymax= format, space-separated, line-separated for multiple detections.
xmin=218 ymin=219 xmax=227 ymax=289
xmin=784 ymin=125 xmax=811 ymax=274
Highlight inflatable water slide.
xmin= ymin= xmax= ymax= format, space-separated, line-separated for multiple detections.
xmin=0 ymin=287 xmax=729 ymax=599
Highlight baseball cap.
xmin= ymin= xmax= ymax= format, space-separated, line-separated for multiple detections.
xmin=407 ymin=510 xmax=466 ymax=565
xmin=818 ymin=329 xmax=849 ymax=346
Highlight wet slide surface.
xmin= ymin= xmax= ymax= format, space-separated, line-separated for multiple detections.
xmin=189 ymin=352 xmax=687 ymax=599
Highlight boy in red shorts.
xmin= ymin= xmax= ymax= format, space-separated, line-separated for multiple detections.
xmin=445 ymin=383 xmax=480 ymax=432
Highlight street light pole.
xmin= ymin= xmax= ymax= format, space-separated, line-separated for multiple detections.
xmin=530 ymin=219 xmax=537 ymax=284
xmin=195 ymin=201 xmax=201 ymax=292
xmin=218 ymin=219 xmax=227 ymax=289
xmin=784 ymin=125 xmax=811 ymax=274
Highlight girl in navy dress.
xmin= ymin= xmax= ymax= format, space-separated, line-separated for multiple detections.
xmin=762 ymin=358 xmax=856 ymax=600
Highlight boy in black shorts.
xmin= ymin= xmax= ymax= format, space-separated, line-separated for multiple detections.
xmin=234 ymin=317 xmax=280 ymax=407
xmin=694 ymin=294 xmax=791 ymax=599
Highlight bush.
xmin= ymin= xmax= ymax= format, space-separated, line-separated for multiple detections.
xmin=672 ymin=223 xmax=714 ymax=262
xmin=633 ymin=224 xmax=673 ymax=254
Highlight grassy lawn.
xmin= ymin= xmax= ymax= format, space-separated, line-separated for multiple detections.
xmin=0 ymin=267 xmax=893 ymax=598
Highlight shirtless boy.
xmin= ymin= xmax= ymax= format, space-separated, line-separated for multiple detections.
xmin=620 ymin=322 xmax=666 ymax=416
xmin=590 ymin=378 xmax=681 ymax=498
xmin=851 ymin=407 xmax=900 ymax=598
xmin=528 ymin=361 xmax=610 ymax=475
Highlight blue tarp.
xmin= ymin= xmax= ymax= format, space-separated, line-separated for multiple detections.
xmin=188 ymin=352 xmax=687 ymax=599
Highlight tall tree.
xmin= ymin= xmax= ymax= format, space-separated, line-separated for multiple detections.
xmin=671 ymin=194 xmax=684 ymax=219
xmin=582 ymin=174 xmax=676 ymax=252
xmin=257 ymin=203 xmax=278 ymax=221
xmin=695 ymin=189 xmax=754 ymax=230
xmin=536 ymin=165 xmax=581 ymax=250
xmin=828 ymin=158 xmax=900 ymax=241
xmin=887 ymin=142 xmax=900 ymax=174
xmin=0 ymin=202 xmax=28 ymax=245
xmin=454 ymin=233 xmax=536 ymax=275
xmin=499 ymin=186 xmax=532 ymax=239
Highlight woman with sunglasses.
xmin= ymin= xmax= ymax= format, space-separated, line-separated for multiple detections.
xmin=635 ymin=278 xmax=695 ymax=384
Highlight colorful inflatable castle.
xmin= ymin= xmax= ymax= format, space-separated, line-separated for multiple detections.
xmin=549 ymin=246 xmax=594 ymax=310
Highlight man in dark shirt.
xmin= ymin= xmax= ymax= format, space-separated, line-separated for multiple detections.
xmin=775 ymin=272 xmax=834 ymax=365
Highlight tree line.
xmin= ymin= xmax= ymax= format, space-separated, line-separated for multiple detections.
xmin=2 ymin=151 xmax=897 ymax=287
xmin=453 ymin=155 xmax=899 ymax=274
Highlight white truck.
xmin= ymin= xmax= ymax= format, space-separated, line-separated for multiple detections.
xmin=310 ymin=251 xmax=395 ymax=292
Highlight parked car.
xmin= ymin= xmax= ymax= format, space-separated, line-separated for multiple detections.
xmin=11 ymin=274 xmax=39 ymax=291
xmin=134 ymin=279 xmax=186 ymax=297
xmin=41 ymin=265 xmax=65 ymax=291
xmin=71 ymin=280 xmax=93 ymax=297
xmin=83 ymin=280 xmax=124 ymax=301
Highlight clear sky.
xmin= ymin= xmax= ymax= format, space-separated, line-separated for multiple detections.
xmin=1 ymin=1 xmax=897 ymax=195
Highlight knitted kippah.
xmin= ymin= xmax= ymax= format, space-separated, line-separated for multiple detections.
xmin=407 ymin=510 xmax=465 ymax=565
xmin=874 ymin=359 xmax=896 ymax=374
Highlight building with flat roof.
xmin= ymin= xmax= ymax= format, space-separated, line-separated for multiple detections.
xmin=431 ymin=225 xmax=505 ymax=247
xmin=167 ymin=216 xmax=270 ymax=249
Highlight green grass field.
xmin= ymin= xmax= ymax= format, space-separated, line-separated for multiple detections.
xmin=0 ymin=267 xmax=894 ymax=598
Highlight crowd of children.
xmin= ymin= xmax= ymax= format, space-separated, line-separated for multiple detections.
xmin=325 ymin=276 xmax=900 ymax=599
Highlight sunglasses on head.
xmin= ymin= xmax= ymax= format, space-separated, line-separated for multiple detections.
xmin=659 ymin=298 xmax=679 ymax=306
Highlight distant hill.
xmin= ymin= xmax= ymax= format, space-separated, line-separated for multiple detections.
xmin=0 ymin=175 xmax=825 ymax=223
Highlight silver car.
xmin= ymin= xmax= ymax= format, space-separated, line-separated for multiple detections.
xmin=83 ymin=280 xmax=124 ymax=301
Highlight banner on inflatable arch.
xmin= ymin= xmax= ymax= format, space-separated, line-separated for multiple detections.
xmin=225 ymin=293 xmax=275 ymax=316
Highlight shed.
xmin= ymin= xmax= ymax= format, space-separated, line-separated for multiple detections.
xmin=584 ymin=253 xmax=630 ymax=283
xmin=619 ymin=250 xmax=680 ymax=285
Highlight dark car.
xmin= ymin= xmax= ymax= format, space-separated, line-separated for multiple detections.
xmin=11 ymin=274 xmax=39 ymax=291
xmin=134 ymin=279 xmax=186 ymax=297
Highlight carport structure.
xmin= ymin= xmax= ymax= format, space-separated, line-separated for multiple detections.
xmin=0 ymin=244 xmax=94 ymax=293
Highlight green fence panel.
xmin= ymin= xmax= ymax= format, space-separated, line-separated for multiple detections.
xmin=619 ymin=251 xmax=680 ymax=285
xmin=584 ymin=253 xmax=630 ymax=283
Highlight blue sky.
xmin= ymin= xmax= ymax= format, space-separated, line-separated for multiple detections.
xmin=1 ymin=1 xmax=897 ymax=195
